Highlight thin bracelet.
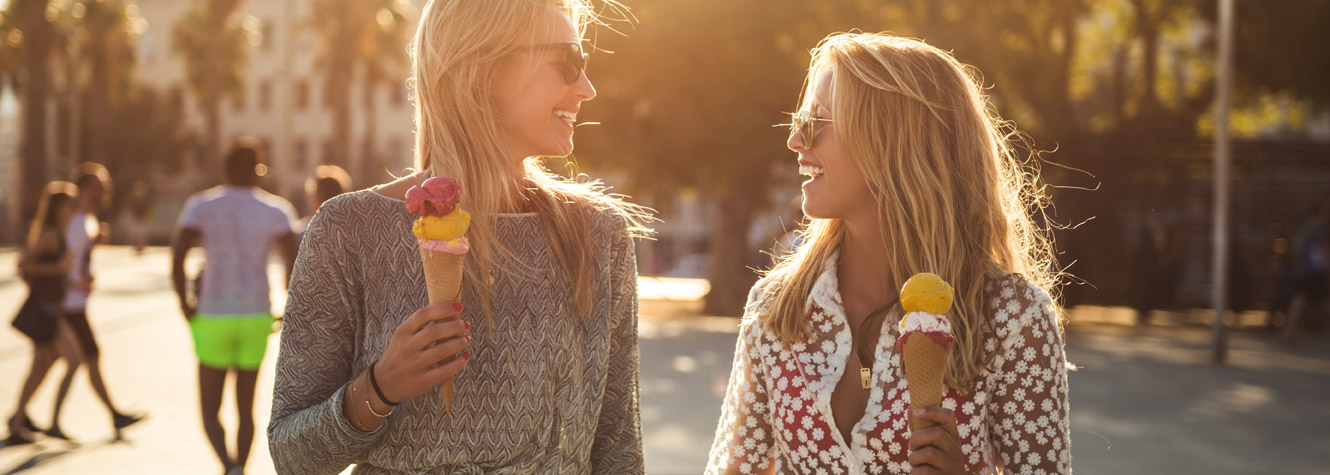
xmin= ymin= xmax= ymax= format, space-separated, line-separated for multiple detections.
xmin=364 ymin=376 xmax=394 ymax=418
xmin=368 ymin=361 xmax=400 ymax=406
xmin=347 ymin=378 xmax=369 ymax=431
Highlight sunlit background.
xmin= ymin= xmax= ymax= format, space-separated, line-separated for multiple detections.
xmin=0 ymin=0 xmax=1327 ymax=473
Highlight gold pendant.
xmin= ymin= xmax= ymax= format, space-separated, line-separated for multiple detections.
xmin=860 ymin=367 xmax=872 ymax=389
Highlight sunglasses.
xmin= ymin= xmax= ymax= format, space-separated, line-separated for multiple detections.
xmin=788 ymin=109 xmax=834 ymax=146
xmin=516 ymin=42 xmax=588 ymax=84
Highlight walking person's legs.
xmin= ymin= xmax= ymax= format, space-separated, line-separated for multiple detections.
xmin=198 ymin=364 xmax=234 ymax=472
xmin=7 ymin=344 xmax=59 ymax=443
xmin=228 ymin=313 xmax=273 ymax=474
xmin=62 ymin=312 xmax=137 ymax=417
xmin=46 ymin=323 xmax=86 ymax=440
xmin=234 ymin=369 xmax=260 ymax=473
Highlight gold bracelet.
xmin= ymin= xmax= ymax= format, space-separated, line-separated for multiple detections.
xmin=364 ymin=377 xmax=394 ymax=418
xmin=347 ymin=379 xmax=369 ymax=432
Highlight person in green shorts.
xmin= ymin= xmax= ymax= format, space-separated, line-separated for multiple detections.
xmin=172 ymin=139 xmax=299 ymax=475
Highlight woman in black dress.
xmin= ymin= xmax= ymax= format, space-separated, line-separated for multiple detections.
xmin=6 ymin=181 xmax=84 ymax=445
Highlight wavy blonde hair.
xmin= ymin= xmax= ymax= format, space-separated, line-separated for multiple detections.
xmin=760 ymin=33 xmax=1059 ymax=392
xmin=409 ymin=0 xmax=650 ymax=323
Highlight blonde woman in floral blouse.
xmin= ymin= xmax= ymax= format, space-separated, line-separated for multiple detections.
xmin=707 ymin=33 xmax=1071 ymax=474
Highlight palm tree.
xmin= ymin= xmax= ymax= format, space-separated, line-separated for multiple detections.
xmin=3 ymin=0 xmax=58 ymax=218
xmin=309 ymin=0 xmax=412 ymax=172
xmin=172 ymin=0 xmax=250 ymax=168
xmin=355 ymin=0 xmax=413 ymax=181
xmin=70 ymin=0 xmax=143 ymax=171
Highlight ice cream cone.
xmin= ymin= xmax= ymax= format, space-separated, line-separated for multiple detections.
xmin=901 ymin=332 xmax=947 ymax=430
xmin=420 ymin=247 xmax=464 ymax=413
xmin=420 ymin=247 xmax=464 ymax=304
xmin=407 ymin=176 xmax=470 ymax=415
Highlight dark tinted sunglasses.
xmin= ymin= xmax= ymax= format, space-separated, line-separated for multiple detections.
xmin=517 ymin=42 xmax=588 ymax=84
xmin=789 ymin=109 xmax=833 ymax=146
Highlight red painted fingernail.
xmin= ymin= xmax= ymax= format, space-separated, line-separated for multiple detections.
xmin=463 ymin=351 xmax=472 ymax=360
xmin=465 ymin=335 xmax=472 ymax=343
xmin=464 ymin=321 xmax=471 ymax=330
xmin=452 ymin=302 xmax=463 ymax=312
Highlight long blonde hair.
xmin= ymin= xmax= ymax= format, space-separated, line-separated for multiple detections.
xmin=761 ymin=33 xmax=1059 ymax=392
xmin=409 ymin=0 xmax=650 ymax=322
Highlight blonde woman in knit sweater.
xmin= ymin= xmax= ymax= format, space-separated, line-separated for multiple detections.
xmin=268 ymin=0 xmax=650 ymax=472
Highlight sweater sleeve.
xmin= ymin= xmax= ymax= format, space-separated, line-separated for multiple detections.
xmin=268 ymin=200 xmax=382 ymax=474
xmin=984 ymin=277 xmax=1072 ymax=474
xmin=590 ymin=225 xmax=646 ymax=473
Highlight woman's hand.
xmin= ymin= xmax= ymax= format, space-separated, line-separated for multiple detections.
xmin=375 ymin=302 xmax=472 ymax=404
xmin=908 ymin=406 xmax=968 ymax=475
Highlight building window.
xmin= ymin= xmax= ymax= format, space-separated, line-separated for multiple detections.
xmin=392 ymin=84 xmax=406 ymax=107
xmin=389 ymin=137 xmax=404 ymax=164
xmin=168 ymin=84 xmax=185 ymax=112
xmin=259 ymin=80 xmax=272 ymax=111
xmin=322 ymin=140 xmax=334 ymax=165
xmin=262 ymin=22 xmax=274 ymax=52
xmin=296 ymin=81 xmax=309 ymax=110
xmin=294 ymin=139 xmax=308 ymax=171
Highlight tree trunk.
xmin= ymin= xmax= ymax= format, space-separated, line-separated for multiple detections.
xmin=360 ymin=75 xmax=378 ymax=184
xmin=203 ymin=9 xmax=223 ymax=167
xmin=1133 ymin=0 xmax=1160 ymax=117
xmin=329 ymin=73 xmax=351 ymax=166
xmin=701 ymin=180 xmax=763 ymax=317
xmin=17 ymin=0 xmax=54 ymax=219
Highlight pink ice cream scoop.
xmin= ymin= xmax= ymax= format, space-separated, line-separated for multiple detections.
xmin=895 ymin=312 xmax=956 ymax=352
xmin=406 ymin=176 xmax=461 ymax=217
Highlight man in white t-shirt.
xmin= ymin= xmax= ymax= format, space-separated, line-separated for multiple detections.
xmin=172 ymin=139 xmax=298 ymax=475
xmin=46 ymin=162 xmax=144 ymax=441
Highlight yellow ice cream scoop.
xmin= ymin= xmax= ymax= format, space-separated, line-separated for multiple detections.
xmin=900 ymin=272 xmax=954 ymax=314
xmin=412 ymin=209 xmax=471 ymax=240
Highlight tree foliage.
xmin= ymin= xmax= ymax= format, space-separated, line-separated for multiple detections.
xmin=578 ymin=0 xmax=1330 ymax=311
xmin=172 ymin=0 xmax=250 ymax=165
xmin=308 ymin=0 xmax=414 ymax=171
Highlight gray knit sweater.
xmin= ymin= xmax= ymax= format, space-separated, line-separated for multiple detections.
xmin=268 ymin=190 xmax=644 ymax=474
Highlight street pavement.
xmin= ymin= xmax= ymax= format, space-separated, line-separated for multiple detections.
xmin=1 ymin=246 xmax=1327 ymax=474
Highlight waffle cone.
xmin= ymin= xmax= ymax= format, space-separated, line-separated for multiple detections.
xmin=420 ymin=247 xmax=465 ymax=413
xmin=901 ymin=332 xmax=948 ymax=431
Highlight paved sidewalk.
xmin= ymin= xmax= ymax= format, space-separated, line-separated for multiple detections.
xmin=1 ymin=246 xmax=1327 ymax=474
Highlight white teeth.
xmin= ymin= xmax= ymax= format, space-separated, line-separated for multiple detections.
xmin=799 ymin=164 xmax=824 ymax=177
xmin=555 ymin=110 xmax=577 ymax=124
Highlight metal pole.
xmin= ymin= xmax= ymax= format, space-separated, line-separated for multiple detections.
xmin=1211 ymin=0 xmax=1234 ymax=365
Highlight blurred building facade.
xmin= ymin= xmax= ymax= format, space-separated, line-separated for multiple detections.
xmin=131 ymin=0 xmax=421 ymax=217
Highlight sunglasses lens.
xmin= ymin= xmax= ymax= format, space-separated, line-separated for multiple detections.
xmin=564 ymin=45 xmax=584 ymax=83
xmin=795 ymin=110 xmax=813 ymax=145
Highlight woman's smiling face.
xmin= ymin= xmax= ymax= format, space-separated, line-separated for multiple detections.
xmin=490 ymin=8 xmax=596 ymax=162
xmin=789 ymin=69 xmax=873 ymax=222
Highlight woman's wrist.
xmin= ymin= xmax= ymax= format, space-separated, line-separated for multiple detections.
xmin=368 ymin=361 xmax=402 ymax=407
xmin=345 ymin=376 xmax=370 ymax=432
xmin=363 ymin=374 xmax=395 ymax=418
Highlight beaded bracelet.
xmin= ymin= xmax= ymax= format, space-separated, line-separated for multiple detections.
xmin=364 ymin=381 xmax=394 ymax=419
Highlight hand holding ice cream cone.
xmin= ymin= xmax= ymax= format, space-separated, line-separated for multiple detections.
xmin=406 ymin=176 xmax=472 ymax=413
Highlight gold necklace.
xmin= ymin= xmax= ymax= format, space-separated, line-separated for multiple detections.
xmin=852 ymin=301 xmax=897 ymax=389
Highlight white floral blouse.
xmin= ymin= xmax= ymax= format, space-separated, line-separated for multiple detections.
xmin=706 ymin=256 xmax=1071 ymax=474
